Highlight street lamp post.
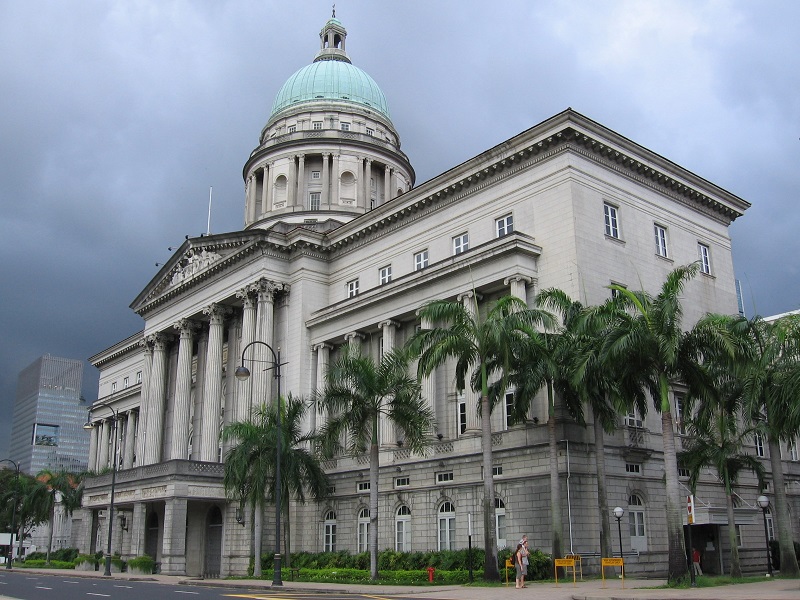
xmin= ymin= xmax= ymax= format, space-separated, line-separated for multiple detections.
xmin=84 ymin=399 xmax=119 ymax=577
xmin=757 ymin=495 xmax=773 ymax=577
xmin=613 ymin=507 xmax=624 ymax=558
xmin=235 ymin=340 xmax=284 ymax=586
xmin=0 ymin=459 xmax=19 ymax=570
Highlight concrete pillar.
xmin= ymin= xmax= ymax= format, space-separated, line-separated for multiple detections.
xmin=135 ymin=341 xmax=154 ymax=464
xmin=365 ymin=159 xmax=373 ymax=208
xmin=356 ymin=156 xmax=364 ymax=209
xmin=171 ymin=319 xmax=197 ymax=460
xmin=260 ymin=165 xmax=269 ymax=215
xmin=130 ymin=502 xmax=147 ymax=557
xmin=332 ymin=154 xmax=340 ymax=205
xmin=199 ymin=305 xmax=228 ymax=462
xmin=87 ymin=425 xmax=98 ymax=472
xmin=288 ymin=156 xmax=297 ymax=207
xmin=247 ymin=175 xmax=256 ymax=224
xmin=378 ymin=320 xmax=399 ymax=446
xmin=123 ymin=410 xmax=137 ymax=469
xmin=144 ymin=334 xmax=170 ymax=465
xmin=160 ymin=498 xmax=188 ymax=575
xmin=459 ymin=291 xmax=481 ymax=432
xmin=384 ymin=164 xmax=391 ymax=205
xmin=235 ymin=288 xmax=257 ymax=421
xmin=98 ymin=420 xmax=110 ymax=470
xmin=504 ymin=275 xmax=530 ymax=303
xmin=321 ymin=153 xmax=330 ymax=209
xmin=297 ymin=154 xmax=306 ymax=208
xmin=253 ymin=280 xmax=278 ymax=409
xmin=265 ymin=162 xmax=274 ymax=211
xmin=314 ymin=343 xmax=332 ymax=431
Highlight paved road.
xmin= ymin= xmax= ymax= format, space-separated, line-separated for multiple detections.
xmin=1 ymin=567 xmax=799 ymax=600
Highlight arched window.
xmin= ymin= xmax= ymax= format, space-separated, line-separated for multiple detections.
xmin=495 ymin=498 xmax=507 ymax=548
xmin=323 ymin=510 xmax=337 ymax=552
xmin=438 ymin=502 xmax=455 ymax=551
xmin=357 ymin=508 xmax=370 ymax=553
xmin=395 ymin=506 xmax=411 ymax=552
xmin=628 ymin=494 xmax=647 ymax=551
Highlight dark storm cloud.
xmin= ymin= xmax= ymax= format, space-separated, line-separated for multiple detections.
xmin=1 ymin=0 xmax=798 ymax=455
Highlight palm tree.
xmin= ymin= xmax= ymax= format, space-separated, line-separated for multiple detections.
xmin=409 ymin=295 xmax=553 ymax=581
xmin=679 ymin=352 xmax=766 ymax=578
xmin=316 ymin=347 xmax=434 ymax=581
xmin=603 ymin=263 xmax=725 ymax=581
xmin=36 ymin=470 xmax=84 ymax=565
xmin=222 ymin=395 xmax=328 ymax=577
xmin=0 ymin=472 xmax=49 ymax=563
xmin=733 ymin=313 xmax=800 ymax=576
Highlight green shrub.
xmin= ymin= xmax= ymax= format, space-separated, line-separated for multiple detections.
xmin=20 ymin=559 xmax=75 ymax=569
xmin=74 ymin=555 xmax=97 ymax=567
xmin=127 ymin=555 xmax=155 ymax=573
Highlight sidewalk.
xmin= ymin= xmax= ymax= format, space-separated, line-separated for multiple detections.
xmin=3 ymin=567 xmax=798 ymax=600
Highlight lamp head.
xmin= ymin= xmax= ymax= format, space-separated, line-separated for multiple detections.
xmin=613 ymin=506 xmax=624 ymax=519
xmin=234 ymin=366 xmax=251 ymax=381
xmin=83 ymin=419 xmax=95 ymax=431
xmin=757 ymin=495 xmax=770 ymax=509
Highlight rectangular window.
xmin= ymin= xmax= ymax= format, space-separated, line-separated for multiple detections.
xmin=678 ymin=467 xmax=690 ymax=478
xmin=436 ymin=471 xmax=454 ymax=484
xmin=340 ymin=122 xmax=350 ymax=131
xmin=629 ymin=511 xmax=646 ymax=551
xmin=604 ymin=203 xmax=620 ymax=239
xmin=438 ymin=512 xmax=455 ymax=551
xmin=310 ymin=192 xmax=321 ymax=210
xmin=379 ymin=265 xmax=392 ymax=285
xmin=358 ymin=519 xmax=369 ymax=553
xmin=395 ymin=476 xmax=410 ymax=488
xmin=735 ymin=524 xmax=743 ymax=548
xmin=311 ymin=170 xmax=321 ymax=180
xmin=347 ymin=279 xmax=359 ymax=298
xmin=699 ymin=243 xmax=711 ymax=274
xmin=357 ymin=481 xmax=370 ymax=492
xmin=395 ymin=515 xmax=409 ymax=552
xmin=654 ymin=224 xmax=668 ymax=258
xmin=496 ymin=214 xmax=513 ymax=237
xmin=312 ymin=121 xmax=323 ymax=130
xmin=32 ymin=423 xmax=59 ymax=447
xmin=366 ymin=127 xmax=374 ymax=136
xmin=505 ymin=392 xmax=514 ymax=429
xmin=625 ymin=410 xmax=643 ymax=428
xmin=766 ymin=512 xmax=774 ymax=540
xmin=458 ymin=397 xmax=467 ymax=435
xmin=492 ymin=465 xmax=503 ymax=477
xmin=326 ymin=485 xmax=336 ymax=495
xmin=324 ymin=522 xmax=336 ymax=552
xmin=789 ymin=439 xmax=799 ymax=461
xmin=288 ymin=124 xmax=296 ymax=133
xmin=452 ymin=232 xmax=469 ymax=255
xmin=414 ymin=250 xmax=429 ymax=271
xmin=754 ymin=432 xmax=765 ymax=457
xmin=111 ymin=381 xmax=117 ymax=392
xmin=136 ymin=371 xmax=142 ymax=384
xmin=675 ymin=394 xmax=686 ymax=435
xmin=625 ymin=463 xmax=641 ymax=474
xmin=123 ymin=376 xmax=129 ymax=389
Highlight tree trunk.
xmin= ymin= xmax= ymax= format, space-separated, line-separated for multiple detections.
xmin=369 ymin=438 xmax=379 ymax=580
xmin=481 ymin=392 xmax=499 ymax=581
xmin=767 ymin=435 xmax=800 ymax=576
xmin=548 ymin=383 xmax=563 ymax=564
xmin=284 ymin=503 xmax=291 ymax=569
xmin=593 ymin=414 xmax=612 ymax=560
xmin=661 ymin=409 xmax=689 ymax=581
xmin=46 ymin=497 xmax=55 ymax=565
xmin=253 ymin=504 xmax=263 ymax=577
xmin=725 ymin=484 xmax=741 ymax=578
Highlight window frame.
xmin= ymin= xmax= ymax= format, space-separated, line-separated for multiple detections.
xmin=347 ymin=279 xmax=359 ymax=298
xmin=754 ymin=432 xmax=765 ymax=457
xmin=496 ymin=214 xmax=513 ymax=238
xmin=628 ymin=494 xmax=647 ymax=551
xmin=452 ymin=232 xmax=469 ymax=255
xmin=437 ymin=502 xmax=456 ymax=551
xmin=357 ymin=508 xmax=370 ymax=553
xmin=379 ymin=265 xmax=392 ymax=285
xmin=312 ymin=121 xmax=323 ymax=130
xmin=654 ymin=224 xmax=669 ymax=258
xmin=323 ymin=510 xmax=337 ymax=552
xmin=395 ymin=505 xmax=411 ymax=551
xmin=604 ymin=202 xmax=620 ymax=239
xmin=309 ymin=192 xmax=321 ymax=211
xmin=414 ymin=250 xmax=429 ymax=271
xmin=340 ymin=122 xmax=351 ymax=131
xmin=495 ymin=498 xmax=506 ymax=548
xmin=698 ymin=243 xmax=712 ymax=274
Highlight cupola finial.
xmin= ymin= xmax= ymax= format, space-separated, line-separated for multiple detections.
xmin=332 ymin=4 xmax=335 ymax=18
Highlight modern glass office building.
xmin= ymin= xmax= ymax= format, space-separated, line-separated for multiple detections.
xmin=9 ymin=355 xmax=90 ymax=475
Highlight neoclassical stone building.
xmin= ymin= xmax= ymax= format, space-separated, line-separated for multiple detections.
xmin=78 ymin=16 xmax=799 ymax=578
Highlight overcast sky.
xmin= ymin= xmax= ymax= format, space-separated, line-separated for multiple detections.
xmin=1 ymin=0 xmax=798 ymax=458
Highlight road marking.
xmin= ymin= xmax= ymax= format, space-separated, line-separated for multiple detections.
xmin=114 ymin=585 xmax=134 ymax=588
xmin=36 ymin=586 xmax=53 ymax=590
xmin=64 ymin=580 xmax=81 ymax=584
xmin=87 ymin=594 xmax=111 ymax=597
xmin=175 ymin=592 xmax=200 ymax=595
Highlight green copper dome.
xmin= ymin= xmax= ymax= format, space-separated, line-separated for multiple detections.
xmin=269 ymin=60 xmax=391 ymax=122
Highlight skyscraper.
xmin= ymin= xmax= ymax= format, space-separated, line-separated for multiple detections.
xmin=9 ymin=355 xmax=90 ymax=475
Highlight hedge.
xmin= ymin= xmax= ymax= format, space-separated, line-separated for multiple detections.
xmin=19 ymin=559 xmax=75 ymax=569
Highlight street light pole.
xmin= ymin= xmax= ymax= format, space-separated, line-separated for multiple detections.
xmin=613 ymin=507 xmax=624 ymax=558
xmin=235 ymin=340 xmax=284 ymax=586
xmin=84 ymin=399 xmax=119 ymax=577
xmin=1 ymin=459 xmax=19 ymax=570
xmin=757 ymin=495 xmax=773 ymax=577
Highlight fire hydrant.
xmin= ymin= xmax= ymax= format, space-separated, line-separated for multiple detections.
xmin=426 ymin=566 xmax=435 ymax=582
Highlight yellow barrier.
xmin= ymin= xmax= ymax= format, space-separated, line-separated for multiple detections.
xmin=504 ymin=558 xmax=514 ymax=586
xmin=554 ymin=558 xmax=576 ymax=586
xmin=601 ymin=557 xmax=624 ymax=588
xmin=565 ymin=553 xmax=583 ymax=580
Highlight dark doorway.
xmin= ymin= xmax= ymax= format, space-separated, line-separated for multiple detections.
xmin=145 ymin=511 xmax=159 ymax=562
xmin=204 ymin=505 xmax=223 ymax=578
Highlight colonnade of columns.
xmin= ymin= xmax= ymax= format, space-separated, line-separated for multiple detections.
xmin=245 ymin=153 xmax=406 ymax=223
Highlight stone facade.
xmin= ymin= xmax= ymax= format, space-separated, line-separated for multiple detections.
xmin=78 ymin=16 xmax=800 ymax=578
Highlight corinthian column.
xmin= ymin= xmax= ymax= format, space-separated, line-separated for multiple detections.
xmin=378 ymin=320 xmax=399 ymax=446
xmin=321 ymin=153 xmax=330 ymax=209
xmin=253 ymin=280 xmax=278 ymax=408
xmin=171 ymin=319 xmax=198 ymax=460
xmin=87 ymin=425 xmax=98 ymax=472
xmin=135 ymin=340 xmax=154 ymax=464
xmin=288 ymin=156 xmax=297 ymax=207
xmin=332 ymin=154 xmax=340 ymax=205
xmin=123 ymin=410 xmax=137 ymax=469
xmin=98 ymin=420 xmax=110 ymax=470
xmin=144 ymin=333 xmax=170 ymax=465
xmin=313 ymin=343 xmax=332 ymax=432
xmin=266 ymin=162 xmax=274 ymax=211
xmin=297 ymin=154 xmax=306 ymax=208
xmin=199 ymin=305 xmax=229 ymax=462
xmin=459 ymin=291 xmax=481 ymax=433
xmin=260 ymin=165 xmax=269 ymax=215
xmin=235 ymin=288 xmax=257 ymax=420
xmin=384 ymin=164 xmax=391 ymax=205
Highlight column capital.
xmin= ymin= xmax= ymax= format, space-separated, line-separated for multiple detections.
xmin=173 ymin=319 xmax=200 ymax=334
xmin=378 ymin=319 xmax=400 ymax=330
xmin=503 ymin=275 xmax=533 ymax=286
xmin=344 ymin=331 xmax=365 ymax=343
xmin=202 ymin=303 xmax=232 ymax=322
xmin=145 ymin=331 xmax=174 ymax=348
